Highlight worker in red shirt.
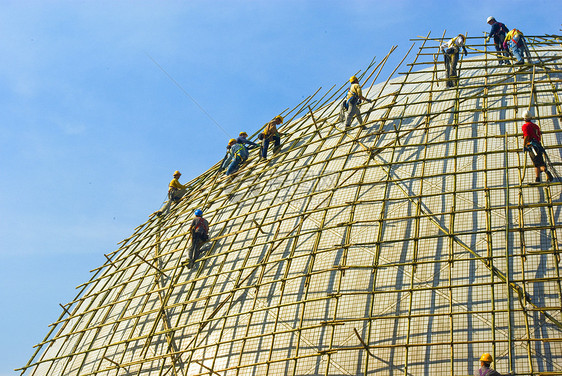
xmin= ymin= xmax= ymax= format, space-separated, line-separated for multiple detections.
xmin=522 ymin=110 xmax=553 ymax=183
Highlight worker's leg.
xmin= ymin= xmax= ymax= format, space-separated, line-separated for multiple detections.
xmin=345 ymin=102 xmax=360 ymax=128
xmin=156 ymin=188 xmax=186 ymax=217
xmin=494 ymin=43 xmax=502 ymax=64
xmin=509 ymin=40 xmax=523 ymax=64
xmin=495 ymin=35 xmax=508 ymax=64
xmin=262 ymin=138 xmax=270 ymax=159
xmin=226 ymin=156 xmax=241 ymax=175
xmin=338 ymin=101 xmax=347 ymax=123
xmin=502 ymin=47 xmax=511 ymax=63
xmin=356 ymin=105 xmax=364 ymax=126
xmin=531 ymin=149 xmax=547 ymax=182
xmin=450 ymin=52 xmax=459 ymax=85
xmin=171 ymin=188 xmax=187 ymax=202
xmin=156 ymin=200 xmax=172 ymax=217
xmin=189 ymin=233 xmax=201 ymax=267
xmin=443 ymin=54 xmax=451 ymax=85
xmin=533 ymin=153 xmax=553 ymax=182
xmin=273 ymin=135 xmax=281 ymax=152
xmin=521 ymin=37 xmax=532 ymax=63
xmin=189 ymin=232 xmax=196 ymax=261
xmin=535 ymin=167 xmax=541 ymax=182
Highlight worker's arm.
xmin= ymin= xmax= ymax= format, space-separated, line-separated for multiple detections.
xmin=359 ymin=92 xmax=371 ymax=102
xmin=243 ymin=138 xmax=258 ymax=147
xmin=355 ymin=85 xmax=371 ymax=103
xmin=219 ymin=151 xmax=231 ymax=171
xmin=488 ymin=24 xmax=498 ymax=39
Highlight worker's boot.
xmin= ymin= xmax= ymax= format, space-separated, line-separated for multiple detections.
xmin=546 ymin=171 xmax=553 ymax=182
xmin=535 ymin=177 xmax=541 ymax=183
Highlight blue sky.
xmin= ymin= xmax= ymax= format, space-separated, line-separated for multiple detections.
xmin=1 ymin=1 xmax=560 ymax=374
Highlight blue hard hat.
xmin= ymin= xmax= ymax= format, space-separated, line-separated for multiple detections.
xmin=194 ymin=209 xmax=203 ymax=216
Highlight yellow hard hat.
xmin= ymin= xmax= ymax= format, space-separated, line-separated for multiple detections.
xmin=239 ymin=131 xmax=248 ymax=137
xmin=228 ymin=138 xmax=237 ymax=145
xmin=173 ymin=170 xmax=181 ymax=176
xmin=349 ymin=75 xmax=358 ymax=83
xmin=274 ymin=115 xmax=284 ymax=123
xmin=480 ymin=353 xmax=493 ymax=363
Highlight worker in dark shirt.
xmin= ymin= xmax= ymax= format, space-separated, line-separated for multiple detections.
xmin=188 ymin=209 xmax=209 ymax=268
xmin=236 ymin=132 xmax=258 ymax=149
xmin=486 ymin=16 xmax=510 ymax=65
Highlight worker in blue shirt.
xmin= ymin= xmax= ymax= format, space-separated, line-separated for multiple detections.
xmin=486 ymin=16 xmax=510 ymax=65
xmin=236 ymin=132 xmax=258 ymax=149
xmin=221 ymin=138 xmax=249 ymax=175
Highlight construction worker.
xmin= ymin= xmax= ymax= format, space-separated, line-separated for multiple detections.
xmin=503 ymin=28 xmax=532 ymax=65
xmin=259 ymin=115 xmax=282 ymax=160
xmin=342 ymin=76 xmax=371 ymax=128
xmin=188 ymin=209 xmax=209 ymax=268
xmin=221 ymin=138 xmax=249 ymax=175
xmin=440 ymin=34 xmax=468 ymax=87
xmin=236 ymin=132 xmax=258 ymax=149
xmin=154 ymin=170 xmax=188 ymax=217
xmin=475 ymin=353 xmax=502 ymax=376
xmin=485 ymin=16 xmax=510 ymax=65
xmin=522 ymin=110 xmax=553 ymax=183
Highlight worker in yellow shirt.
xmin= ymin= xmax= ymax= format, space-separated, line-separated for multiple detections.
xmin=341 ymin=76 xmax=371 ymax=129
xmin=440 ymin=34 xmax=468 ymax=87
xmin=154 ymin=170 xmax=189 ymax=217
xmin=503 ymin=28 xmax=532 ymax=65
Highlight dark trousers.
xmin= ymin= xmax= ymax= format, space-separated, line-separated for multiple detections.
xmin=443 ymin=50 xmax=459 ymax=87
xmin=190 ymin=232 xmax=208 ymax=261
xmin=494 ymin=34 xmax=510 ymax=63
xmin=261 ymin=135 xmax=281 ymax=159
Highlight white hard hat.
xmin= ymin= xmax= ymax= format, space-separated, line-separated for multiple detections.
xmin=487 ymin=16 xmax=495 ymax=23
xmin=523 ymin=110 xmax=532 ymax=120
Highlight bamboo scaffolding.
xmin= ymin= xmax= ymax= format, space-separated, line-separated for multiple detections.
xmin=19 ymin=35 xmax=562 ymax=376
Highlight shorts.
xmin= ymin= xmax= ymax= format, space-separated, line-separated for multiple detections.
xmin=530 ymin=152 xmax=546 ymax=168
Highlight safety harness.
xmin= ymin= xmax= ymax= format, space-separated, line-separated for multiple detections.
xmin=343 ymin=84 xmax=362 ymax=111
xmin=231 ymin=143 xmax=249 ymax=161
xmin=193 ymin=217 xmax=208 ymax=234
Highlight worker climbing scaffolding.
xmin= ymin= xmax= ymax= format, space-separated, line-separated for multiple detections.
xmin=221 ymin=138 xmax=249 ymax=175
xmin=339 ymin=75 xmax=371 ymax=128
xmin=188 ymin=209 xmax=209 ymax=268
xmin=522 ymin=110 xmax=554 ymax=183
xmin=440 ymin=34 xmax=468 ymax=87
xmin=259 ymin=115 xmax=283 ymax=160
xmin=485 ymin=16 xmax=510 ymax=65
xmin=504 ymin=28 xmax=532 ymax=65
xmin=153 ymin=170 xmax=189 ymax=217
